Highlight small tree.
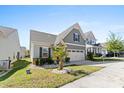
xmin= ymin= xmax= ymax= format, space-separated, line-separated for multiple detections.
xmin=106 ymin=32 xmax=124 ymax=57
xmin=52 ymin=44 xmax=68 ymax=70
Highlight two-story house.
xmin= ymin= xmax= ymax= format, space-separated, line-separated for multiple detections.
xmin=30 ymin=23 xmax=86 ymax=62
xmin=0 ymin=26 xmax=20 ymax=61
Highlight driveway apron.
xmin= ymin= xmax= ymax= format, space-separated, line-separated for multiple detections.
xmin=61 ymin=61 xmax=124 ymax=88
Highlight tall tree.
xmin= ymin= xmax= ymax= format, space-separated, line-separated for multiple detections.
xmin=106 ymin=31 xmax=124 ymax=57
xmin=52 ymin=44 xmax=68 ymax=70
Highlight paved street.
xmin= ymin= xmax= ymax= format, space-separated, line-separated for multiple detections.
xmin=61 ymin=61 xmax=124 ymax=88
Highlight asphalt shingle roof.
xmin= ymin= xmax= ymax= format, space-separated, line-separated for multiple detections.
xmin=84 ymin=31 xmax=96 ymax=40
xmin=0 ymin=26 xmax=16 ymax=37
xmin=30 ymin=30 xmax=57 ymax=45
xmin=30 ymin=23 xmax=96 ymax=46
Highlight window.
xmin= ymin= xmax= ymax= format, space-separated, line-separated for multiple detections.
xmin=67 ymin=50 xmax=71 ymax=52
xmin=72 ymin=50 xmax=75 ymax=52
xmin=42 ymin=47 xmax=48 ymax=58
xmin=80 ymin=51 xmax=83 ymax=53
xmin=73 ymin=33 xmax=80 ymax=42
xmin=90 ymin=40 xmax=92 ymax=44
xmin=92 ymin=40 xmax=96 ymax=44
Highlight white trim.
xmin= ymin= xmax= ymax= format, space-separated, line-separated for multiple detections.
xmin=67 ymin=49 xmax=84 ymax=52
xmin=65 ymin=43 xmax=85 ymax=47
xmin=86 ymin=44 xmax=102 ymax=48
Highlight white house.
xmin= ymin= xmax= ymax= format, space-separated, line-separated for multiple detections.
xmin=100 ymin=43 xmax=108 ymax=55
xmin=0 ymin=26 xmax=20 ymax=61
xmin=84 ymin=31 xmax=102 ymax=55
xmin=20 ymin=46 xmax=27 ymax=58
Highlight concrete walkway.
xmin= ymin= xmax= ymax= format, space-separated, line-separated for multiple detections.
xmin=61 ymin=61 xmax=124 ymax=88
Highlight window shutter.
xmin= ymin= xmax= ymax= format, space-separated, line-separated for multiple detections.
xmin=39 ymin=47 xmax=42 ymax=58
xmin=48 ymin=48 xmax=51 ymax=58
xmin=78 ymin=34 xmax=80 ymax=41
xmin=73 ymin=33 xmax=75 ymax=41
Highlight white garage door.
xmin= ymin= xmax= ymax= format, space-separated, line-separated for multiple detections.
xmin=68 ymin=49 xmax=85 ymax=61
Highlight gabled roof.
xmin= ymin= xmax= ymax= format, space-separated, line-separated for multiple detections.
xmin=54 ymin=23 xmax=85 ymax=45
xmin=30 ymin=30 xmax=57 ymax=45
xmin=0 ymin=26 xmax=16 ymax=37
xmin=84 ymin=31 xmax=96 ymax=40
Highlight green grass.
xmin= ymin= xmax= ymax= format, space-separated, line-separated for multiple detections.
xmin=0 ymin=59 xmax=102 ymax=88
xmin=93 ymin=57 xmax=124 ymax=61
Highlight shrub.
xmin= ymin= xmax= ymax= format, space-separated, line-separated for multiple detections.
xmin=33 ymin=58 xmax=55 ymax=66
xmin=65 ymin=57 xmax=70 ymax=63
xmin=36 ymin=58 xmax=40 ymax=66
xmin=39 ymin=58 xmax=46 ymax=66
xmin=47 ymin=57 xmax=54 ymax=64
xmin=93 ymin=53 xmax=102 ymax=57
xmin=87 ymin=52 xmax=94 ymax=61
xmin=38 ymin=58 xmax=54 ymax=65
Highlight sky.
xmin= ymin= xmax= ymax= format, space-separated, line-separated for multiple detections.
xmin=0 ymin=5 xmax=124 ymax=49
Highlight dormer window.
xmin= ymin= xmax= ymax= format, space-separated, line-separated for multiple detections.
xmin=73 ymin=33 xmax=80 ymax=42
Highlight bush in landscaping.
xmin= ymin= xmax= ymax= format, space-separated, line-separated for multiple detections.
xmin=33 ymin=58 xmax=56 ymax=66
xmin=87 ymin=52 xmax=94 ymax=61
xmin=47 ymin=57 xmax=54 ymax=64
xmin=35 ymin=58 xmax=40 ymax=66
xmin=65 ymin=57 xmax=70 ymax=63
xmin=39 ymin=58 xmax=46 ymax=66
xmin=93 ymin=53 xmax=102 ymax=57
xmin=36 ymin=58 xmax=54 ymax=65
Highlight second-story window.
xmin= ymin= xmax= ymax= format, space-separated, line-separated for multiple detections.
xmin=73 ymin=33 xmax=80 ymax=42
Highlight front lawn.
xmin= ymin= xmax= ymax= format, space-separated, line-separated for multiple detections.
xmin=93 ymin=57 xmax=124 ymax=61
xmin=0 ymin=59 xmax=102 ymax=88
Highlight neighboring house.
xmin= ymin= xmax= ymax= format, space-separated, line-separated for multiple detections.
xmin=100 ymin=43 xmax=108 ymax=55
xmin=30 ymin=23 xmax=86 ymax=62
xmin=119 ymin=51 xmax=124 ymax=57
xmin=20 ymin=46 xmax=27 ymax=58
xmin=84 ymin=31 xmax=102 ymax=55
xmin=0 ymin=26 xmax=20 ymax=61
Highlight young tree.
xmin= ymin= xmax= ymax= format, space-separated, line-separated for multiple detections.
xmin=52 ymin=44 xmax=68 ymax=70
xmin=106 ymin=31 xmax=124 ymax=57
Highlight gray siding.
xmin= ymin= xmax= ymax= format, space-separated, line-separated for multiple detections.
xmin=63 ymin=28 xmax=85 ymax=45
xmin=67 ymin=44 xmax=85 ymax=50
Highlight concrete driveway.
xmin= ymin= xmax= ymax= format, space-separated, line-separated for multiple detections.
xmin=61 ymin=61 xmax=124 ymax=88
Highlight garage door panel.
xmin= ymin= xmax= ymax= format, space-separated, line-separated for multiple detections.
xmin=68 ymin=49 xmax=85 ymax=61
